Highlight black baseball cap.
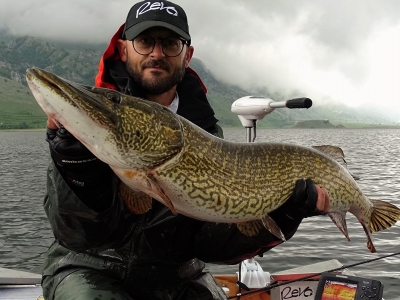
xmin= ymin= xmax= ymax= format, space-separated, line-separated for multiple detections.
xmin=123 ymin=1 xmax=191 ymax=43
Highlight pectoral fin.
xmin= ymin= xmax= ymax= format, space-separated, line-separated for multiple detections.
xmin=118 ymin=182 xmax=152 ymax=214
xmin=115 ymin=168 xmax=178 ymax=215
xmin=146 ymin=174 xmax=177 ymax=215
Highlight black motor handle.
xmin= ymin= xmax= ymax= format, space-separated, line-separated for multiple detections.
xmin=286 ymin=97 xmax=312 ymax=109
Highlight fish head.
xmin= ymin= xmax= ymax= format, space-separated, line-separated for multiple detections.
xmin=26 ymin=67 xmax=184 ymax=169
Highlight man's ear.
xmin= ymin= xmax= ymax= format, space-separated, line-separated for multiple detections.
xmin=184 ymin=46 xmax=194 ymax=68
xmin=117 ymin=39 xmax=128 ymax=62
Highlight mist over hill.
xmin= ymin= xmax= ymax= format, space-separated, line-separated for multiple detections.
xmin=0 ymin=34 xmax=398 ymax=130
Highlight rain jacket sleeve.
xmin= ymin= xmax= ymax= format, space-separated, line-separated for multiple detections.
xmin=44 ymin=161 xmax=126 ymax=252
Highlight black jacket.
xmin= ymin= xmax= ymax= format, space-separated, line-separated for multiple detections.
xmin=41 ymin=24 xmax=303 ymax=299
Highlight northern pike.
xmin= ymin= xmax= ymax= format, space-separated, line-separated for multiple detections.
xmin=26 ymin=67 xmax=400 ymax=253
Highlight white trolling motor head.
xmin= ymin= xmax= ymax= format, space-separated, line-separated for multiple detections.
xmin=231 ymin=95 xmax=312 ymax=142
xmin=231 ymin=96 xmax=275 ymax=127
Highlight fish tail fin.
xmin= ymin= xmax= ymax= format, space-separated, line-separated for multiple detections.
xmin=369 ymin=199 xmax=400 ymax=233
xmin=328 ymin=211 xmax=351 ymax=241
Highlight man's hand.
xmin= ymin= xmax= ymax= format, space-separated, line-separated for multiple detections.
xmin=46 ymin=118 xmax=99 ymax=168
xmin=45 ymin=117 xmax=113 ymax=211
xmin=279 ymin=179 xmax=329 ymax=220
xmin=45 ymin=117 xmax=108 ymax=187
xmin=47 ymin=118 xmax=59 ymax=131
xmin=315 ymin=184 xmax=329 ymax=213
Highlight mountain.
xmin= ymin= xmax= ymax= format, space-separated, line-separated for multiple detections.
xmin=0 ymin=35 xmax=398 ymax=130
xmin=0 ymin=36 xmax=100 ymax=86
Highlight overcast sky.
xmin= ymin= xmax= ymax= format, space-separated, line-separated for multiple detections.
xmin=1 ymin=0 xmax=400 ymax=117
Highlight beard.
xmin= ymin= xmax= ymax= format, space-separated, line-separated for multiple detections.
xmin=125 ymin=58 xmax=186 ymax=95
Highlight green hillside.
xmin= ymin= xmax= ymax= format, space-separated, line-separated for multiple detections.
xmin=0 ymin=35 xmax=399 ymax=130
xmin=0 ymin=76 xmax=46 ymax=129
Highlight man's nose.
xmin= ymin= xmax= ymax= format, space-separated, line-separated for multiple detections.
xmin=150 ymin=41 xmax=165 ymax=59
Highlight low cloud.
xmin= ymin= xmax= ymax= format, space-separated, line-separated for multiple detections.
xmin=2 ymin=0 xmax=400 ymax=114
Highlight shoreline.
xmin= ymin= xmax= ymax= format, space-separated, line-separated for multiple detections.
xmin=1 ymin=125 xmax=400 ymax=133
xmin=0 ymin=129 xmax=46 ymax=132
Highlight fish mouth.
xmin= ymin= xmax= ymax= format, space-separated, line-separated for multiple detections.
xmin=26 ymin=68 xmax=118 ymax=126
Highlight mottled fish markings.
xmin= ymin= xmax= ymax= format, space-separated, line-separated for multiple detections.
xmin=27 ymin=67 xmax=400 ymax=253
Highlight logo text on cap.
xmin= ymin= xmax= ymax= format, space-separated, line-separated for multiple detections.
xmin=136 ymin=2 xmax=178 ymax=18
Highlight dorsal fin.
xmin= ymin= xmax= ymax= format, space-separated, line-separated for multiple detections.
xmin=312 ymin=145 xmax=360 ymax=180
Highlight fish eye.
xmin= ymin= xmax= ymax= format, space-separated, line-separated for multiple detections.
xmin=106 ymin=92 xmax=122 ymax=104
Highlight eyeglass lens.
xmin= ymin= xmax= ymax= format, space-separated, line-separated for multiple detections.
xmin=133 ymin=35 xmax=185 ymax=57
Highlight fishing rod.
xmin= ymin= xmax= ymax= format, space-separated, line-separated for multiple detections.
xmin=227 ymin=250 xmax=400 ymax=299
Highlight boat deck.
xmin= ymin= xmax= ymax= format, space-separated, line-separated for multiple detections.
xmin=0 ymin=267 xmax=42 ymax=300
xmin=0 ymin=260 xmax=355 ymax=300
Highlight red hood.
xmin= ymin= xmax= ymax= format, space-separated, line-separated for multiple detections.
xmin=95 ymin=23 xmax=207 ymax=94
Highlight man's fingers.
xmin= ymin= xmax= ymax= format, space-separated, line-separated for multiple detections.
xmin=316 ymin=186 xmax=329 ymax=213
xmin=47 ymin=117 xmax=60 ymax=130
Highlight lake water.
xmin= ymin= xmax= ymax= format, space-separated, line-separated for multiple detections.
xmin=0 ymin=129 xmax=399 ymax=299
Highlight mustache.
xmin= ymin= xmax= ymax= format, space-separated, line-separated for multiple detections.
xmin=142 ymin=60 xmax=170 ymax=71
